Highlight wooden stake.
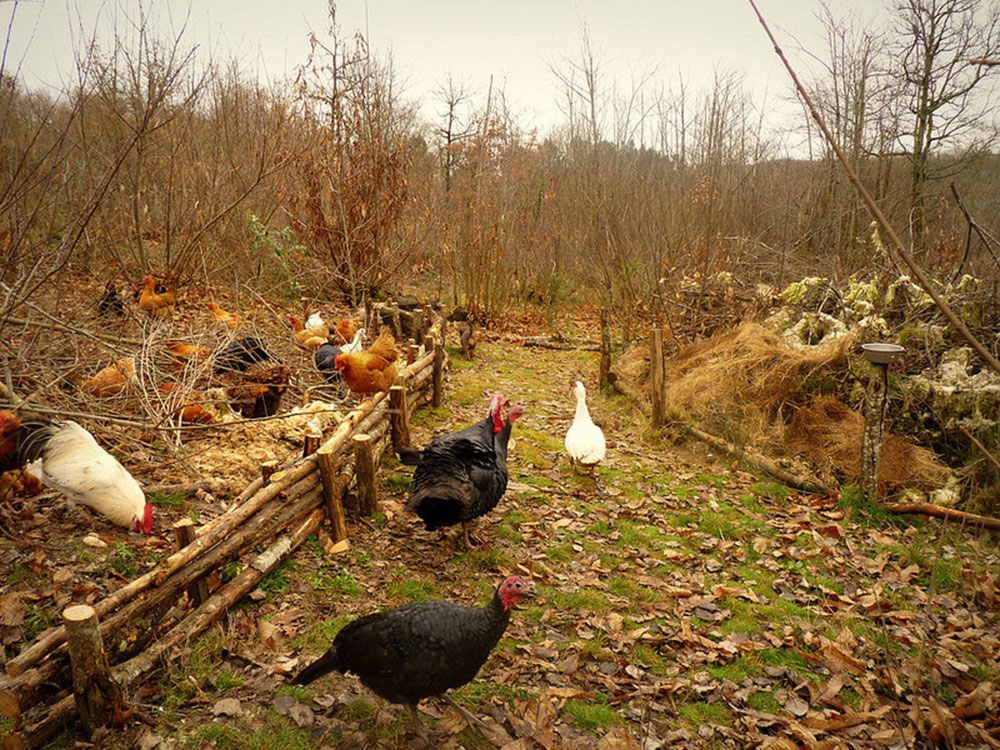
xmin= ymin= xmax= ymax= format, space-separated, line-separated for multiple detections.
xmin=62 ymin=605 xmax=122 ymax=735
xmin=406 ymin=344 xmax=418 ymax=365
xmin=432 ymin=340 xmax=445 ymax=408
xmin=303 ymin=431 xmax=321 ymax=458
xmin=261 ymin=460 xmax=278 ymax=484
xmin=316 ymin=444 xmax=349 ymax=542
xmin=391 ymin=302 xmax=403 ymax=340
xmin=388 ymin=385 xmax=411 ymax=453
xmin=599 ymin=309 xmax=611 ymax=390
xmin=353 ymin=434 xmax=378 ymax=516
xmin=171 ymin=520 xmax=208 ymax=607
xmin=650 ymin=330 xmax=665 ymax=426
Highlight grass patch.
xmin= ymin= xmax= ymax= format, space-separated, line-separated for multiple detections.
xmin=677 ymin=701 xmax=731 ymax=725
xmin=149 ymin=491 xmax=187 ymax=507
xmin=383 ymin=474 xmax=411 ymax=492
xmin=454 ymin=682 xmax=533 ymax=707
xmin=749 ymin=482 xmax=793 ymax=503
xmin=260 ymin=560 xmax=297 ymax=594
xmin=109 ymin=543 xmax=141 ymax=577
xmin=387 ymin=577 xmax=437 ymax=601
xmin=546 ymin=586 xmax=611 ymax=613
xmin=564 ymin=698 xmax=621 ymax=732
xmin=748 ymin=691 xmax=780 ymax=713
xmin=307 ymin=570 xmax=361 ymax=596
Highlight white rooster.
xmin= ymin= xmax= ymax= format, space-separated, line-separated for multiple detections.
xmin=5 ymin=413 xmax=154 ymax=533
xmin=565 ymin=380 xmax=605 ymax=473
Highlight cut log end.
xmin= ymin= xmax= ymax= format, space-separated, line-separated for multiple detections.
xmin=62 ymin=605 xmax=96 ymax=624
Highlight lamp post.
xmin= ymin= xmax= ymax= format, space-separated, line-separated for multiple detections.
xmin=860 ymin=343 xmax=905 ymax=501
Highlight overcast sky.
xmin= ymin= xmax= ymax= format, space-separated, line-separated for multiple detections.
xmin=2 ymin=0 xmax=887 ymax=145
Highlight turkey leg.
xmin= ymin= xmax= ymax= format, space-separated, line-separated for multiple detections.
xmin=441 ymin=692 xmax=488 ymax=733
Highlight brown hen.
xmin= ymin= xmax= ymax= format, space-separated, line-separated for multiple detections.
xmin=334 ymin=326 xmax=399 ymax=395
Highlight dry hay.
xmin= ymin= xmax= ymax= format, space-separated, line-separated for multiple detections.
xmin=185 ymin=401 xmax=347 ymax=494
xmin=785 ymin=396 xmax=947 ymax=489
xmin=615 ymin=322 xmax=852 ymax=440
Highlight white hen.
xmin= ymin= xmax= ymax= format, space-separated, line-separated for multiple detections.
xmin=306 ymin=311 xmax=327 ymax=330
xmin=21 ymin=419 xmax=153 ymax=533
xmin=565 ymin=381 xmax=605 ymax=473
xmin=340 ymin=328 xmax=366 ymax=354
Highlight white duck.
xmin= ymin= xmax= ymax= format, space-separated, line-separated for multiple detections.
xmin=340 ymin=328 xmax=366 ymax=354
xmin=565 ymin=380 xmax=605 ymax=473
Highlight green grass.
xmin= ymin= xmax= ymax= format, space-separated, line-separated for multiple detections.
xmin=383 ymin=474 xmax=411 ymax=492
xmin=387 ymin=577 xmax=437 ymax=600
xmin=677 ymin=701 xmax=731 ymax=725
xmin=149 ymin=491 xmax=187 ymax=507
xmin=109 ymin=542 xmax=141 ymax=577
xmin=564 ymin=698 xmax=621 ymax=732
xmin=190 ymin=713 xmax=315 ymax=750
xmin=748 ymin=691 xmax=781 ymax=713
xmin=307 ymin=570 xmax=361 ymax=595
xmin=260 ymin=560 xmax=297 ymax=594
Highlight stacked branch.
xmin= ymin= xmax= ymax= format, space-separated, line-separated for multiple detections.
xmin=0 ymin=350 xmax=439 ymax=747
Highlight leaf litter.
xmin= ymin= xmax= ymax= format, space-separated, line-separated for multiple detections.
xmin=4 ymin=305 xmax=999 ymax=749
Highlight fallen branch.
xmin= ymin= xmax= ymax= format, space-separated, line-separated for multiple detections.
xmin=685 ymin=424 xmax=833 ymax=495
xmin=884 ymin=502 xmax=1000 ymax=531
xmin=523 ymin=335 xmax=599 ymax=351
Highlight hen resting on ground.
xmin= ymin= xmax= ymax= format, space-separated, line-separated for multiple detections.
xmin=288 ymin=315 xmax=329 ymax=350
xmin=0 ymin=411 xmax=153 ymax=532
xmin=226 ymin=364 xmax=290 ymax=418
xmin=334 ymin=326 xmax=399 ymax=395
xmin=291 ymin=576 xmax=535 ymax=732
xmin=82 ymin=358 xmax=136 ymax=398
xmin=405 ymin=396 xmax=525 ymax=547
xmin=98 ymin=282 xmax=125 ymax=318
xmin=138 ymin=276 xmax=176 ymax=319
xmin=565 ymin=380 xmax=605 ymax=473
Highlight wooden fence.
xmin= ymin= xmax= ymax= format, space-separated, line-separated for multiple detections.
xmin=0 ymin=319 xmax=447 ymax=748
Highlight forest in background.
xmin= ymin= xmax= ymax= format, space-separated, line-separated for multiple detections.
xmin=2 ymin=0 xmax=1000 ymax=326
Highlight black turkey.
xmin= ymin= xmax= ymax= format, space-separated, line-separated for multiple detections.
xmin=291 ymin=575 xmax=535 ymax=731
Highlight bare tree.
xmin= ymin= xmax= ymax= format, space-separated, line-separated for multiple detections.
xmin=892 ymin=0 xmax=1000 ymax=256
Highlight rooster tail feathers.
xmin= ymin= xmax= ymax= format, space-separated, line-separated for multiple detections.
xmin=291 ymin=646 xmax=342 ymax=686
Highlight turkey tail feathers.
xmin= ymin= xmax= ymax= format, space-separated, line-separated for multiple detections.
xmin=291 ymin=646 xmax=341 ymax=686
xmin=396 ymin=445 xmax=423 ymax=465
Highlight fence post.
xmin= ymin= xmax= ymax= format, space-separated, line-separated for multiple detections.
xmin=650 ymin=329 xmax=665 ymax=426
xmin=353 ymin=434 xmax=378 ymax=516
xmin=599 ymin=309 xmax=611 ymax=390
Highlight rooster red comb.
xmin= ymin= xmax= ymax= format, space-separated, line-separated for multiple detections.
xmin=135 ymin=502 xmax=154 ymax=534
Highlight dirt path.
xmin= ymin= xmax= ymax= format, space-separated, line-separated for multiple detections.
xmin=22 ymin=341 xmax=1000 ymax=749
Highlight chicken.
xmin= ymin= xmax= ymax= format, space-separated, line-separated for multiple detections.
xmin=97 ymin=281 xmax=125 ymax=318
xmin=226 ymin=364 xmax=290 ymax=418
xmin=0 ymin=410 xmax=23 ymax=473
xmin=0 ymin=468 xmax=44 ymax=499
xmin=288 ymin=315 xmax=329 ymax=350
xmin=405 ymin=398 xmax=525 ymax=547
xmin=333 ymin=318 xmax=359 ymax=346
xmin=213 ymin=337 xmax=273 ymax=374
xmin=459 ymin=322 xmax=476 ymax=359
xmin=138 ymin=275 xmax=177 ymax=319
xmin=565 ymin=380 xmax=605 ymax=473
xmin=306 ymin=311 xmax=326 ymax=330
xmin=159 ymin=382 xmax=214 ymax=424
xmin=206 ymin=302 xmax=242 ymax=329
xmin=340 ymin=328 xmax=366 ymax=355
xmin=314 ymin=342 xmax=342 ymax=384
xmin=82 ymin=358 xmax=136 ymax=398
xmin=0 ymin=410 xmax=153 ymax=533
xmin=334 ymin=326 xmax=399 ymax=395
xmin=165 ymin=340 xmax=211 ymax=362
xmin=291 ymin=576 xmax=535 ymax=732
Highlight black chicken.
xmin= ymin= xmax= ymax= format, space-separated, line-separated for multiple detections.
xmin=314 ymin=341 xmax=342 ymax=384
xmin=291 ymin=575 xmax=535 ymax=731
xmin=213 ymin=337 xmax=273 ymax=374
xmin=405 ymin=396 xmax=525 ymax=547
xmin=97 ymin=281 xmax=125 ymax=317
